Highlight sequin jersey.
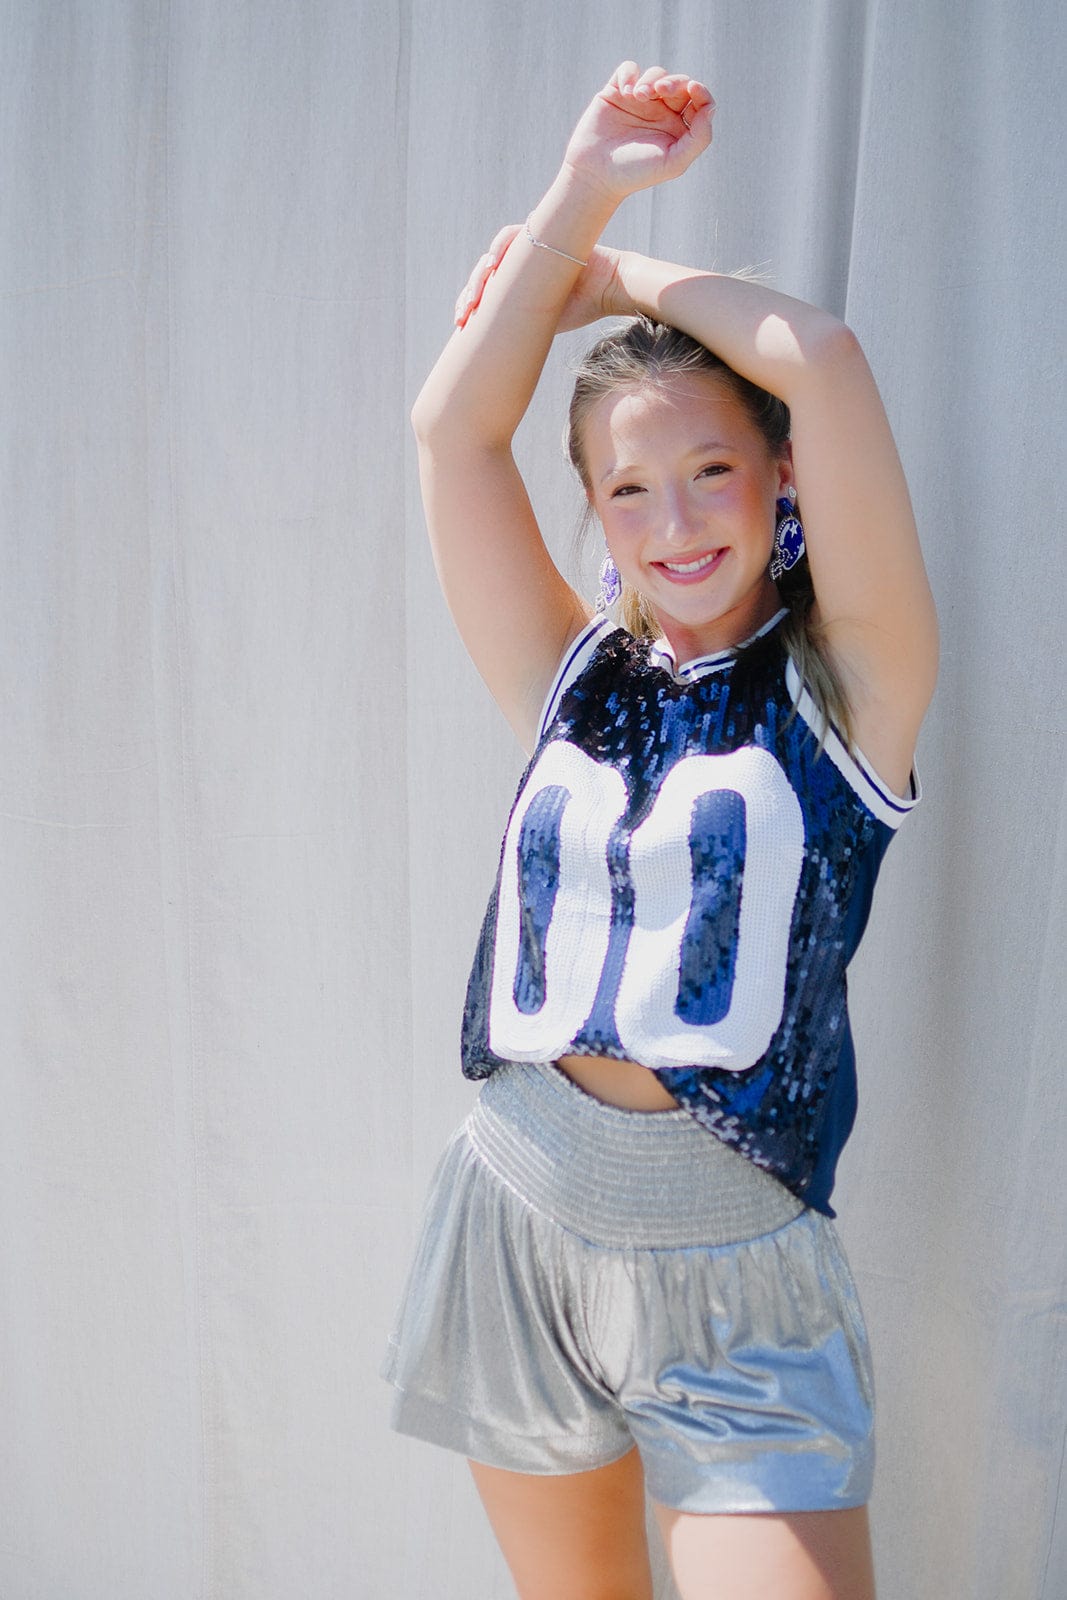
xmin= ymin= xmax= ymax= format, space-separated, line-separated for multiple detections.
xmin=461 ymin=611 xmax=919 ymax=1216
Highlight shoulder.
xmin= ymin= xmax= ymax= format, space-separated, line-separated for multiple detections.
xmin=534 ymin=614 xmax=650 ymax=743
xmin=780 ymin=649 xmax=922 ymax=832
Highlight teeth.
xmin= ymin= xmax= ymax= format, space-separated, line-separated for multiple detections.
xmin=662 ymin=552 xmax=718 ymax=573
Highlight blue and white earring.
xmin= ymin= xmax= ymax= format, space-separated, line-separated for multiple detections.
xmin=769 ymin=487 xmax=805 ymax=581
xmin=596 ymin=548 xmax=622 ymax=613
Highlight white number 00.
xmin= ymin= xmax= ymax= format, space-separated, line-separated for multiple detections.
xmin=489 ymin=740 xmax=805 ymax=1073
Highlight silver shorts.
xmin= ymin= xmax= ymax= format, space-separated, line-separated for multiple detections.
xmin=381 ymin=1060 xmax=875 ymax=1513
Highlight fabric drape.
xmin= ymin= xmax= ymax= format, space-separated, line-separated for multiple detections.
xmin=2 ymin=3 xmax=1063 ymax=1596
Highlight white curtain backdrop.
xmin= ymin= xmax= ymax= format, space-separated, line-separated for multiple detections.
xmin=2 ymin=3 xmax=1064 ymax=1596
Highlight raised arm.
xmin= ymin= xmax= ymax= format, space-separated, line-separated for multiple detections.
xmin=597 ymin=254 xmax=939 ymax=791
xmin=410 ymin=65 xmax=714 ymax=752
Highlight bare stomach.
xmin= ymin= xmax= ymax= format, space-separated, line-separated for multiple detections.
xmin=555 ymin=1053 xmax=681 ymax=1112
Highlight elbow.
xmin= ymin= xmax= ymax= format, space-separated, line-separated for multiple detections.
xmin=786 ymin=318 xmax=876 ymax=405
xmin=410 ymin=371 xmax=463 ymax=445
xmin=410 ymin=386 xmax=439 ymax=445
xmin=806 ymin=315 xmax=864 ymax=371
xmin=410 ymin=391 xmax=512 ymax=455
xmin=753 ymin=311 xmax=863 ymax=395
xmin=409 ymin=394 xmax=513 ymax=477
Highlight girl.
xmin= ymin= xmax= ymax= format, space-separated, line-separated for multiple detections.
xmin=384 ymin=62 xmax=937 ymax=1600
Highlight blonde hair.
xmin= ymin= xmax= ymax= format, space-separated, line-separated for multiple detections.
xmin=567 ymin=316 xmax=853 ymax=745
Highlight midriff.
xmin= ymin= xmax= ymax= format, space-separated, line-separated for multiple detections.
xmin=555 ymin=1053 xmax=681 ymax=1111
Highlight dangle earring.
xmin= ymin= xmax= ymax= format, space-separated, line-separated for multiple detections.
xmin=596 ymin=548 xmax=622 ymax=613
xmin=769 ymin=486 xmax=805 ymax=581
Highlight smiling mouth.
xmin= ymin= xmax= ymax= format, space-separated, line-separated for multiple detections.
xmin=655 ymin=549 xmax=725 ymax=579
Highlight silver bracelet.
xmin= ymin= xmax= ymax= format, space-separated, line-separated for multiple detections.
xmin=524 ymin=218 xmax=588 ymax=268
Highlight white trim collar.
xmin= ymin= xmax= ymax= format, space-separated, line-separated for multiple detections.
xmin=650 ymin=607 xmax=789 ymax=682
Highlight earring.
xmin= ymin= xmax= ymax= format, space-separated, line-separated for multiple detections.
xmin=769 ymin=487 xmax=805 ymax=581
xmin=596 ymin=549 xmax=622 ymax=612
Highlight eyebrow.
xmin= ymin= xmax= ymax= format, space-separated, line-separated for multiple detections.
xmin=599 ymin=442 xmax=735 ymax=486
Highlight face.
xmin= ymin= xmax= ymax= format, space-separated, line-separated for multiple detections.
xmin=582 ymin=370 xmax=792 ymax=661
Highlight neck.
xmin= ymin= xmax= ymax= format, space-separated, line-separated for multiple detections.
xmin=653 ymin=583 xmax=782 ymax=666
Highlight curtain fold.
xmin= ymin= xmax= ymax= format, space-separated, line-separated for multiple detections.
xmin=2 ymin=3 xmax=1063 ymax=1596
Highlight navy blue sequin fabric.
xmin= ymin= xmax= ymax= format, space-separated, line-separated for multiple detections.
xmin=461 ymin=618 xmax=911 ymax=1216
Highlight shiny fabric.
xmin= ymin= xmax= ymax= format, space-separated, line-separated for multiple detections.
xmin=382 ymin=1061 xmax=876 ymax=1512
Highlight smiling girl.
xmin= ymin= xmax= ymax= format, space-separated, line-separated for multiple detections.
xmin=383 ymin=62 xmax=937 ymax=1600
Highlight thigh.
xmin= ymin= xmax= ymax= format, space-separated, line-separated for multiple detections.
xmin=653 ymin=1502 xmax=876 ymax=1600
xmin=469 ymin=1446 xmax=655 ymax=1600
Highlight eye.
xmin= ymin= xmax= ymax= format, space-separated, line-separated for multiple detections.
xmin=697 ymin=463 xmax=729 ymax=479
xmin=610 ymin=483 xmax=644 ymax=498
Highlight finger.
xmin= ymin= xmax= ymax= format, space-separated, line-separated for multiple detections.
xmin=651 ymin=71 xmax=691 ymax=98
xmin=607 ymin=59 xmax=640 ymax=95
xmin=454 ymin=287 xmax=478 ymax=327
xmin=468 ymin=250 xmax=494 ymax=293
xmin=488 ymin=223 xmax=521 ymax=269
xmin=453 ymin=225 xmax=523 ymax=325
xmin=652 ymin=75 xmax=714 ymax=123
xmin=453 ymin=251 xmax=492 ymax=325
xmin=679 ymin=98 xmax=715 ymax=150
xmin=650 ymin=73 xmax=696 ymax=114
xmin=455 ymin=277 xmax=489 ymax=327
xmin=664 ymin=75 xmax=714 ymax=140
xmin=632 ymin=64 xmax=668 ymax=100
xmin=685 ymin=79 xmax=715 ymax=113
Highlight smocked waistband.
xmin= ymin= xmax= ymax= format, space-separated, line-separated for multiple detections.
xmin=467 ymin=1060 xmax=806 ymax=1250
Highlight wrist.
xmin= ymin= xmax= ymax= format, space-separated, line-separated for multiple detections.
xmin=596 ymin=249 xmax=635 ymax=319
xmin=607 ymin=250 xmax=659 ymax=318
xmin=527 ymin=166 xmax=619 ymax=255
xmin=613 ymin=252 xmax=705 ymax=322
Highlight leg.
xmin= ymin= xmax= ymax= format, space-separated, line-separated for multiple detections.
xmin=468 ymin=1445 xmax=655 ymax=1600
xmin=652 ymin=1501 xmax=876 ymax=1600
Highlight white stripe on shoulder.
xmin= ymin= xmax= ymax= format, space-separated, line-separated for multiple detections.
xmin=536 ymin=615 xmax=618 ymax=744
xmin=784 ymin=658 xmax=921 ymax=829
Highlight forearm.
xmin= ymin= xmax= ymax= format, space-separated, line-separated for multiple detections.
xmin=411 ymin=170 xmax=617 ymax=450
xmin=611 ymin=251 xmax=852 ymax=404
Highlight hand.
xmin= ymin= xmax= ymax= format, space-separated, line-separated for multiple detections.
xmin=561 ymin=61 xmax=714 ymax=205
xmin=455 ymin=226 xmax=628 ymax=331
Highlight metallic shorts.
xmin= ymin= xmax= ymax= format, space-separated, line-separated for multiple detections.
xmin=381 ymin=1060 xmax=875 ymax=1513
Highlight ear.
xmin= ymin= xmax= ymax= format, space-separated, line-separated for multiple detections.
xmin=775 ymin=442 xmax=794 ymax=496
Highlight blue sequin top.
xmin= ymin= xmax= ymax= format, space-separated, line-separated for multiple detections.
xmin=461 ymin=609 xmax=919 ymax=1216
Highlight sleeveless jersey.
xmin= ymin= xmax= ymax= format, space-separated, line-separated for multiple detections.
xmin=461 ymin=609 xmax=920 ymax=1216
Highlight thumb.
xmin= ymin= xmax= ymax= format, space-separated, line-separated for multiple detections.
xmin=680 ymin=96 xmax=715 ymax=150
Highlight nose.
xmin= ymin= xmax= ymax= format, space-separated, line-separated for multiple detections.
xmin=661 ymin=487 xmax=702 ymax=546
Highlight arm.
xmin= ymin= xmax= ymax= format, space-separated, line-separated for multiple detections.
xmin=411 ymin=65 xmax=715 ymax=752
xmin=410 ymin=174 xmax=610 ymax=753
xmin=602 ymin=254 xmax=939 ymax=790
